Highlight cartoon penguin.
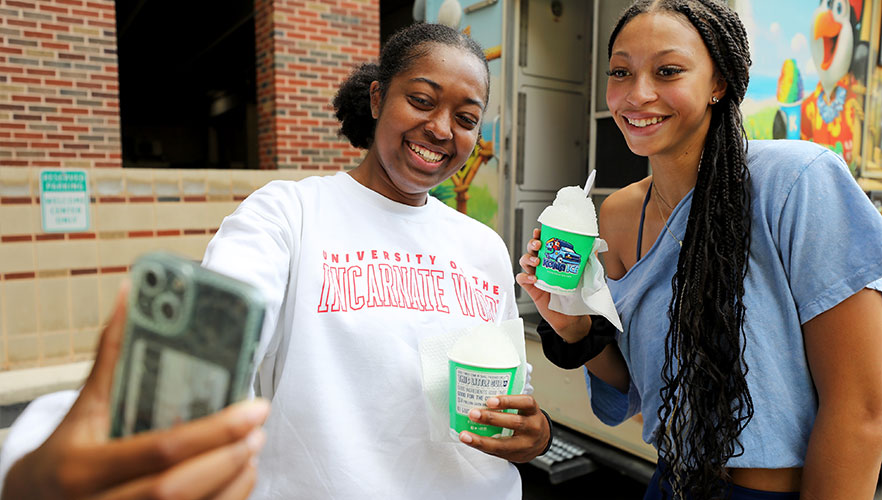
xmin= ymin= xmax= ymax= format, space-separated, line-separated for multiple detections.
xmin=800 ymin=0 xmax=866 ymax=165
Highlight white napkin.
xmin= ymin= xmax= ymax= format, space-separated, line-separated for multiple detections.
xmin=546 ymin=238 xmax=623 ymax=331
xmin=417 ymin=318 xmax=527 ymax=443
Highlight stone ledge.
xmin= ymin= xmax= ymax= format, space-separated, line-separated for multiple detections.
xmin=0 ymin=361 xmax=91 ymax=406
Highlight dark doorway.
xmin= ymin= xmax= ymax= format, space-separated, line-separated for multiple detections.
xmin=116 ymin=0 xmax=258 ymax=169
xmin=381 ymin=0 xmax=416 ymax=45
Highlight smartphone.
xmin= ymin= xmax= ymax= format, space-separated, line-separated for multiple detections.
xmin=110 ymin=252 xmax=265 ymax=438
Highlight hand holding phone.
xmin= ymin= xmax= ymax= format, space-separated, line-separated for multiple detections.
xmin=110 ymin=252 xmax=266 ymax=437
xmin=1 ymin=281 xmax=270 ymax=500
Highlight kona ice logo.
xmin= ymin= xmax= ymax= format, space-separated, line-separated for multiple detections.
xmin=542 ymin=238 xmax=582 ymax=275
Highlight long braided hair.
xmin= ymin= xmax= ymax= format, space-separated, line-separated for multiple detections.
xmin=608 ymin=1 xmax=753 ymax=498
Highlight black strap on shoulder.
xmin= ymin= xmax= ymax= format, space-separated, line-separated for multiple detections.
xmin=636 ymin=182 xmax=653 ymax=261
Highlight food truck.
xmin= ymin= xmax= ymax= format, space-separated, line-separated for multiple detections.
xmin=421 ymin=0 xmax=882 ymax=484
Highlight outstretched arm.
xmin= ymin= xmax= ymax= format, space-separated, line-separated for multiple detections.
xmin=1 ymin=284 xmax=270 ymax=500
xmin=801 ymin=288 xmax=882 ymax=500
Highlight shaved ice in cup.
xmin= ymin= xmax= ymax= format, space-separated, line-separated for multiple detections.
xmin=448 ymin=324 xmax=520 ymax=438
xmin=535 ymin=186 xmax=599 ymax=294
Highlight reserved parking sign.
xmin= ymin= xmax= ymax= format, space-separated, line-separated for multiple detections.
xmin=40 ymin=169 xmax=90 ymax=233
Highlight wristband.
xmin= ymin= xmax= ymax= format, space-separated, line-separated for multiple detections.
xmin=538 ymin=409 xmax=554 ymax=456
xmin=537 ymin=316 xmax=616 ymax=369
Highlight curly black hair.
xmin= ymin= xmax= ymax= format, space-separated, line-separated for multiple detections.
xmin=608 ymin=1 xmax=753 ymax=498
xmin=332 ymin=23 xmax=489 ymax=150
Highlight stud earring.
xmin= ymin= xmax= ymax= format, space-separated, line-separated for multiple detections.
xmin=711 ymin=96 xmax=719 ymax=104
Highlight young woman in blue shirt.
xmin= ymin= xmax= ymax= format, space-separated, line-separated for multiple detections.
xmin=517 ymin=0 xmax=882 ymax=498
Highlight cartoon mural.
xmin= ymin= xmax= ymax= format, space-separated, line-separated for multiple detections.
xmin=865 ymin=13 xmax=882 ymax=176
xmin=423 ymin=0 xmax=502 ymax=229
xmin=735 ymin=0 xmax=871 ymax=171
xmin=865 ymin=54 xmax=882 ymax=175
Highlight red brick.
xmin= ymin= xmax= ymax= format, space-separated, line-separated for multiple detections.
xmin=35 ymin=233 xmax=64 ymax=241
xmin=86 ymin=19 xmax=114 ymax=28
xmin=14 ymin=132 xmax=43 ymax=139
xmin=5 ymin=272 xmax=37 ymax=280
xmin=86 ymin=1 xmax=114 ymax=10
xmin=56 ymin=16 xmax=85 ymax=25
xmin=72 ymin=8 xmax=100 ymax=17
xmin=8 ymin=19 xmax=38 ymax=29
xmin=39 ymin=5 xmax=69 ymax=14
xmin=41 ymin=42 xmax=70 ymax=50
xmin=46 ymin=79 xmax=75 ymax=87
xmin=26 ymin=68 xmax=56 ymax=76
xmin=40 ymin=23 xmax=70 ymax=31
xmin=24 ymin=30 xmax=53 ymax=39
xmin=11 ymin=95 xmax=40 ymax=102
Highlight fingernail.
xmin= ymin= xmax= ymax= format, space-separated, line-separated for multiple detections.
xmin=468 ymin=409 xmax=481 ymax=421
xmin=487 ymin=397 xmax=500 ymax=408
xmin=528 ymin=275 xmax=536 ymax=283
xmin=245 ymin=429 xmax=266 ymax=452
xmin=240 ymin=399 xmax=271 ymax=425
xmin=459 ymin=432 xmax=473 ymax=444
xmin=531 ymin=257 xmax=539 ymax=265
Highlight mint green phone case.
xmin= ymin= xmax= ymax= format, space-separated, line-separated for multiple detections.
xmin=110 ymin=252 xmax=265 ymax=438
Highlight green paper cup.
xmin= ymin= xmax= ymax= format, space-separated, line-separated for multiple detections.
xmin=448 ymin=357 xmax=517 ymax=438
xmin=535 ymin=224 xmax=597 ymax=294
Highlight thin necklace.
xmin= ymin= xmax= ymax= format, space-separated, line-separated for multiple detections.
xmin=652 ymin=181 xmax=675 ymax=211
xmin=652 ymin=183 xmax=682 ymax=247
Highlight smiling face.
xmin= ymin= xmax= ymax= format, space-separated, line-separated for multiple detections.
xmin=358 ymin=43 xmax=487 ymax=206
xmin=606 ymin=12 xmax=726 ymax=164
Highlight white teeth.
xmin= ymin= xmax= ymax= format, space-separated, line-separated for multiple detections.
xmin=408 ymin=142 xmax=444 ymax=163
xmin=627 ymin=116 xmax=666 ymax=127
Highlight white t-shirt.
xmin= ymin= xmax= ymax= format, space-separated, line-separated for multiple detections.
xmin=0 ymin=173 xmax=525 ymax=500
xmin=203 ymin=172 xmax=524 ymax=499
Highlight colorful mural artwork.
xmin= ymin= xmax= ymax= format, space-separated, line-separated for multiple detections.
xmin=734 ymin=0 xmax=872 ymax=172
xmin=865 ymin=61 xmax=882 ymax=175
xmin=870 ymin=12 xmax=882 ymax=176
xmin=424 ymin=0 xmax=502 ymax=229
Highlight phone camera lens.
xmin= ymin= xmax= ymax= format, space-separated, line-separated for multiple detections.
xmin=161 ymin=301 xmax=175 ymax=320
xmin=139 ymin=263 xmax=166 ymax=297
xmin=152 ymin=291 xmax=181 ymax=327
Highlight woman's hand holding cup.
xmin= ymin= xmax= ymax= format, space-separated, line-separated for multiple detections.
xmin=515 ymin=228 xmax=591 ymax=343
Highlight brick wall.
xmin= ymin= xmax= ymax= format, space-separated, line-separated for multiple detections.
xmin=0 ymin=0 xmax=382 ymax=370
xmin=0 ymin=0 xmax=121 ymax=169
xmin=255 ymin=0 xmax=379 ymax=170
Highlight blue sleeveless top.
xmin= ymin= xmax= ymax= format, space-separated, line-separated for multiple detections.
xmin=588 ymin=140 xmax=882 ymax=467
